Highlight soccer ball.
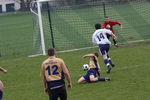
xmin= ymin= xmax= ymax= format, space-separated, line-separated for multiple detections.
xmin=106 ymin=24 xmax=110 ymax=29
xmin=82 ymin=64 xmax=89 ymax=71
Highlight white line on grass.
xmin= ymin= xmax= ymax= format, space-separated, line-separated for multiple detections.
xmin=57 ymin=39 xmax=150 ymax=53
xmin=28 ymin=39 xmax=150 ymax=57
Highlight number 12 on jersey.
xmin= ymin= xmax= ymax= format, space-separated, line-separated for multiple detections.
xmin=46 ymin=65 xmax=59 ymax=75
xmin=97 ymin=33 xmax=105 ymax=41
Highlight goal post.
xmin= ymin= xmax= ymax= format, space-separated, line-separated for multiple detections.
xmin=37 ymin=0 xmax=46 ymax=55
xmin=30 ymin=0 xmax=54 ymax=57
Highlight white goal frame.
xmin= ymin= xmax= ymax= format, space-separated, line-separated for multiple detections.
xmin=30 ymin=0 xmax=54 ymax=57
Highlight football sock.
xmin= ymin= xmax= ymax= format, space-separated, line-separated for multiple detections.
xmin=113 ymin=39 xmax=117 ymax=45
xmin=98 ymin=78 xmax=106 ymax=81
xmin=98 ymin=78 xmax=111 ymax=81
xmin=0 ymin=90 xmax=3 ymax=100
xmin=107 ymin=55 xmax=115 ymax=67
xmin=108 ymin=57 xmax=112 ymax=64
xmin=104 ymin=59 xmax=110 ymax=68
xmin=105 ymin=78 xmax=111 ymax=81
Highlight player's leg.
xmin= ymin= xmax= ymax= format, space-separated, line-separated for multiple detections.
xmin=113 ymin=39 xmax=118 ymax=47
xmin=89 ymin=75 xmax=111 ymax=82
xmin=98 ymin=77 xmax=111 ymax=81
xmin=89 ymin=75 xmax=98 ymax=82
xmin=59 ymin=86 xmax=67 ymax=100
xmin=102 ymin=55 xmax=111 ymax=73
xmin=107 ymin=55 xmax=115 ymax=67
xmin=106 ymin=47 xmax=115 ymax=67
xmin=0 ymin=90 xmax=2 ymax=100
xmin=0 ymin=81 xmax=4 ymax=100
xmin=98 ymin=44 xmax=111 ymax=73
xmin=47 ymin=83 xmax=59 ymax=100
xmin=48 ymin=89 xmax=59 ymax=100
xmin=78 ymin=76 xmax=87 ymax=84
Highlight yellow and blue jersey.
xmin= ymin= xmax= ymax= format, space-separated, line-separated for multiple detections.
xmin=41 ymin=57 xmax=69 ymax=89
xmin=89 ymin=55 xmax=100 ymax=70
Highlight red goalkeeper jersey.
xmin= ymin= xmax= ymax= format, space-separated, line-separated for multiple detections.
xmin=102 ymin=20 xmax=121 ymax=34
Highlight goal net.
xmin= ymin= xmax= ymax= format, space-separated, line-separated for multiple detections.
xmin=30 ymin=0 xmax=104 ymax=56
xmin=30 ymin=0 xmax=150 ymax=56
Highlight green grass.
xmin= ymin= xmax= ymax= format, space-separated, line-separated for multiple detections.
xmin=0 ymin=1 xmax=150 ymax=100
xmin=0 ymin=12 xmax=33 ymax=56
xmin=0 ymin=43 xmax=150 ymax=100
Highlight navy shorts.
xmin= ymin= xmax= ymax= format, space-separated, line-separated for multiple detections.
xmin=98 ymin=44 xmax=110 ymax=55
xmin=47 ymin=80 xmax=66 ymax=100
xmin=48 ymin=86 xmax=67 ymax=100
xmin=83 ymin=69 xmax=98 ymax=83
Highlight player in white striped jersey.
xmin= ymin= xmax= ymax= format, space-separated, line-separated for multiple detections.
xmin=92 ymin=23 xmax=117 ymax=73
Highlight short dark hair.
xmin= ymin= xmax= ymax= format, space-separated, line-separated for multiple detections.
xmin=95 ymin=23 xmax=101 ymax=29
xmin=104 ymin=16 xmax=109 ymax=18
xmin=48 ymin=48 xmax=55 ymax=56
xmin=94 ymin=52 xmax=99 ymax=57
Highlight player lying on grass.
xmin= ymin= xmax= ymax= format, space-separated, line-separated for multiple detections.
xmin=78 ymin=53 xmax=110 ymax=84
xmin=0 ymin=67 xmax=7 ymax=100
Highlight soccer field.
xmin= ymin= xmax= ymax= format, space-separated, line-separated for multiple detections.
xmin=0 ymin=43 xmax=150 ymax=100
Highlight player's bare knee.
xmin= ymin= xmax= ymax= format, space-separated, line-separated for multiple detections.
xmin=78 ymin=80 xmax=82 ymax=84
xmin=90 ymin=79 xmax=94 ymax=82
xmin=102 ymin=55 xmax=107 ymax=59
xmin=90 ymin=78 xmax=97 ymax=82
xmin=78 ymin=77 xmax=84 ymax=84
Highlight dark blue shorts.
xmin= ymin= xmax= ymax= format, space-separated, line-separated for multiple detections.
xmin=47 ymin=80 xmax=67 ymax=100
xmin=48 ymin=86 xmax=67 ymax=100
xmin=83 ymin=69 xmax=98 ymax=83
xmin=98 ymin=44 xmax=110 ymax=55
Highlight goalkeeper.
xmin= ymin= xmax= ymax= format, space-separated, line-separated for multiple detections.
xmin=102 ymin=16 xmax=122 ymax=47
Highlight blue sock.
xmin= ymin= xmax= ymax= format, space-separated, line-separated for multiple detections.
xmin=104 ymin=59 xmax=110 ymax=67
xmin=98 ymin=78 xmax=106 ymax=81
xmin=108 ymin=58 xmax=113 ymax=64
xmin=0 ymin=90 xmax=3 ymax=100
xmin=107 ymin=55 xmax=113 ymax=64
xmin=98 ymin=78 xmax=110 ymax=81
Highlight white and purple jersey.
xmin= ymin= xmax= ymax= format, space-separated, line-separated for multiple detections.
xmin=92 ymin=29 xmax=112 ymax=45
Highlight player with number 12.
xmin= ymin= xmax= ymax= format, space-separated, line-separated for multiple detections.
xmin=41 ymin=48 xmax=72 ymax=100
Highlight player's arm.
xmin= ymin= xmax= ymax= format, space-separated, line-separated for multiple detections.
xmin=111 ymin=33 xmax=117 ymax=40
xmin=0 ymin=67 xmax=7 ymax=73
xmin=120 ymin=24 xmax=122 ymax=30
xmin=102 ymin=22 xmax=107 ymax=28
xmin=61 ymin=61 xmax=72 ymax=88
xmin=82 ymin=54 xmax=95 ymax=59
xmin=112 ymin=20 xmax=122 ymax=30
xmin=40 ymin=64 xmax=48 ymax=94
xmin=106 ymin=29 xmax=117 ymax=40
xmin=92 ymin=34 xmax=97 ymax=45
